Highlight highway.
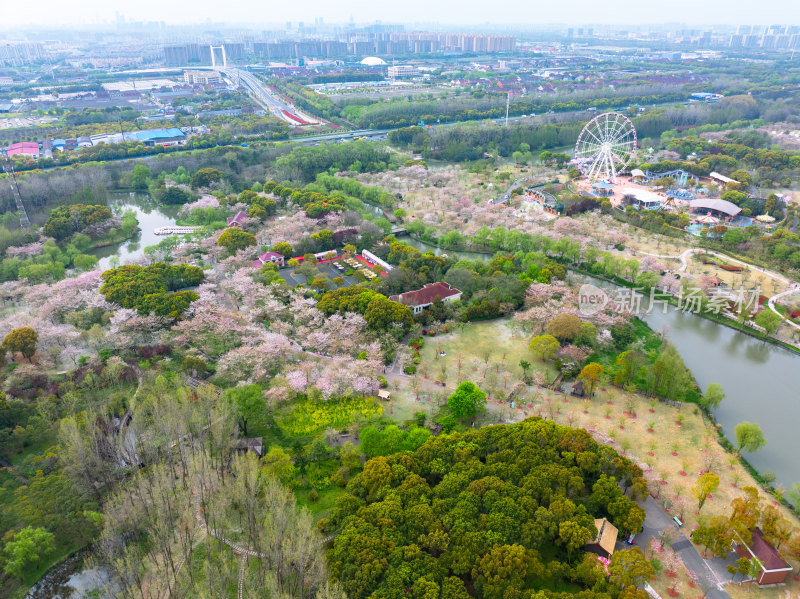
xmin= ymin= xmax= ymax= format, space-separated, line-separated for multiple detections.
xmin=219 ymin=67 xmax=321 ymax=125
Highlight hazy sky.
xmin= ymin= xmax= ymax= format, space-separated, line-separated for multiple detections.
xmin=2 ymin=0 xmax=799 ymax=28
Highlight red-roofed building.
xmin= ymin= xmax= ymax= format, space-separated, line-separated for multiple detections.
xmin=6 ymin=141 xmax=39 ymax=158
xmin=227 ymin=211 xmax=248 ymax=227
xmin=389 ymin=282 xmax=462 ymax=314
xmin=252 ymin=251 xmax=285 ymax=268
xmin=734 ymin=528 xmax=793 ymax=585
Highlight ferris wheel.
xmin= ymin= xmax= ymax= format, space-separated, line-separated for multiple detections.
xmin=574 ymin=112 xmax=637 ymax=183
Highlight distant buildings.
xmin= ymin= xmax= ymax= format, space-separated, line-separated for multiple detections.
xmin=734 ymin=529 xmax=793 ymax=585
xmin=586 ymin=518 xmax=618 ymax=559
xmin=5 ymin=142 xmax=39 ymax=159
xmin=164 ymin=32 xmax=516 ymax=65
xmin=0 ymin=42 xmax=45 ymax=66
xmin=3 ymin=127 xmax=189 ymax=161
xmin=709 ymin=171 xmax=739 ymax=186
xmin=252 ymin=251 xmax=285 ymax=268
xmin=183 ymin=70 xmax=222 ymax=85
xmin=690 ymin=92 xmax=723 ymax=103
xmin=164 ymin=42 xmax=244 ymax=66
xmin=388 ymin=65 xmax=415 ymax=78
xmin=622 ymin=187 xmax=664 ymax=210
xmin=689 ymin=198 xmax=742 ymax=219
xmin=227 ymin=211 xmax=249 ymax=228
xmin=122 ymin=128 xmax=186 ymax=146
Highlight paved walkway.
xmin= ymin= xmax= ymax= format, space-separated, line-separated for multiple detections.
xmin=642 ymin=248 xmax=800 ymax=331
xmin=768 ymin=285 xmax=800 ymax=331
xmin=634 ymin=497 xmax=736 ymax=599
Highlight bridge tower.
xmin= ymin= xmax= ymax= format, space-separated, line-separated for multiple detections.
xmin=209 ymin=45 xmax=227 ymax=67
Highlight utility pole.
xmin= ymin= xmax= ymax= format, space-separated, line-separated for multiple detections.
xmin=2 ymin=158 xmax=31 ymax=230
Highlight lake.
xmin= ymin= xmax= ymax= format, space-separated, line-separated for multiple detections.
xmin=91 ymin=192 xmax=181 ymax=270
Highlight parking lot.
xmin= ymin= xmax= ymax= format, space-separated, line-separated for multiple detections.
xmin=0 ymin=116 xmax=58 ymax=130
xmin=278 ymin=260 xmax=361 ymax=290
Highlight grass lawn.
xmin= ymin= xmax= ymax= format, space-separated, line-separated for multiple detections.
xmin=295 ymin=486 xmax=347 ymax=520
xmin=386 ymin=318 xmax=562 ymax=427
xmin=415 ymin=319 xmax=558 ymax=391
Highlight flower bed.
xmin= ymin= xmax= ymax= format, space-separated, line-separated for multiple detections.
xmin=276 ymin=396 xmax=382 ymax=436
xmin=719 ymin=264 xmax=744 ymax=272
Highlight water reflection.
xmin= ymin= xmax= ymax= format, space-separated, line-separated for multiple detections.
xmin=91 ymin=192 xmax=180 ymax=270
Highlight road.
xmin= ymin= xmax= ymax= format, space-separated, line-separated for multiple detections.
xmin=635 ymin=496 xmax=736 ymax=599
xmin=219 ymin=67 xmax=321 ymax=125
xmin=492 ymin=175 xmax=541 ymax=205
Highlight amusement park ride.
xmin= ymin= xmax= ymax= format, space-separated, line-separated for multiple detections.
xmin=574 ymin=112 xmax=637 ymax=183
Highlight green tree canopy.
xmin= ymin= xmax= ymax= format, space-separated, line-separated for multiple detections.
xmin=99 ymin=263 xmax=204 ymax=317
xmin=447 ymin=381 xmax=487 ymax=421
xmin=2 ymin=526 xmax=55 ymax=581
xmin=546 ymin=313 xmax=583 ymax=341
xmin=529 ymin=334 xmax=560 ymax=361
xmin=159 ymin=186 xmax=193 ymax=205
xmin=190 ymin=167 xmax=224 ymax=189
xmin=608 ymin=547 xmax=654 ymax=590
xmin=702 ymin=383 xmax=725 ymax=410
xmin=2 ymin=327 xmax=38 ymax=361
xmin=217 ymin=228 xmax=257 ymax=253
xmin=325 ymin=418 xmax=646 ymax=599
xmin=734 ymin=422 xmax=767 ymax=453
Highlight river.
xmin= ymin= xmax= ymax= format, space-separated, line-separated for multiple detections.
xmin=92 ymin=192 xmax=181 ymax=270
xmin=397 ymin=235 xmax=800 ymax=488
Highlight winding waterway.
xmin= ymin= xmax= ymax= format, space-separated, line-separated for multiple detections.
xmin=91 ymin=192 xmax=181 ymax=270
xmin=397 ymin=234 xmax=800 ymax=488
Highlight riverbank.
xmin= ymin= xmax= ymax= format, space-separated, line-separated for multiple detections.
xmin=394 ymin=232 xmax=800 ymax=491
xmin=91 ymin=226 xmax=140 ymax=249
xmin=20 ymin=548 xmax=115 ymax=599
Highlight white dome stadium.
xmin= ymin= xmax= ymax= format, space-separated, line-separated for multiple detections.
xmin=360 ymin=56 xmax=387 ymax=66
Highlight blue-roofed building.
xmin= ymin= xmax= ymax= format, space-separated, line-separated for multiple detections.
xmin=123 ymin=128 xmax=186 ymax=146
xmin=591 ymin=181 xmax=614 ymax=197
xmin=690 ymin=92 xmax=723 ymax=103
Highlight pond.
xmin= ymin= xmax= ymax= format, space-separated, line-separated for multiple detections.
xmin=24 ymin=552 xmax=118 ymax=599
xmin=400 ymin=235 xmax=800 ymax=488
xmin=91 ymin=192 xmax=181 ymax=270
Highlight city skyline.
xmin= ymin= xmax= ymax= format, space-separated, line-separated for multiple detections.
xmin=2 ymin=0 xmax=800 ymax=29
